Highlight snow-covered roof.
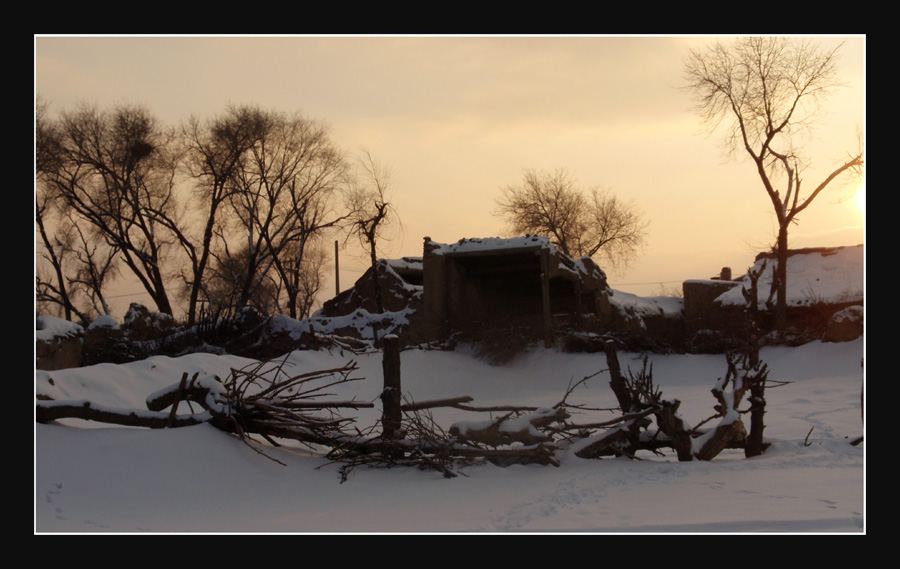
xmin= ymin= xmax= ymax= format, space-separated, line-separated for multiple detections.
xmin=426 ymin=236 xmax=608 ymax=289
xmin=426 ymin=235 xmax=559 ymax=256
xmin=270 ymin=307 xmax=417 ymax=341
xmin=717 ymin=245 xmax=864 ymax=308
xmin=386 ymin=257 xmax=423 ymax=272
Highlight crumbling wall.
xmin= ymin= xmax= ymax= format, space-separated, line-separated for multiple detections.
xmin=683 ymin=279 xmax=744 ymax=336
xmin=35 ymin=314 xmax=83 ymax=371
xmin=319 ymin=259 xmax=423 ymax=318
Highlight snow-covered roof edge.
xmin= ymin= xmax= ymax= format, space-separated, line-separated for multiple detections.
xmin=425 ymin=236 xmax=608 ymax=287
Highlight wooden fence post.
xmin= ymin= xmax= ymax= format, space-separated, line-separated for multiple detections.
xmin=381 ymin=334 xmax=402 ymax=441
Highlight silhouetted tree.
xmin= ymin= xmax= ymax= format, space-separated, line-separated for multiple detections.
xmin=39 ymin=102 xmax=181 ymax=317
xmin=36 ymin=99 xmax=119 ymax=324
xmin=175 ymin=105 xmax=268 ymax=325
xmin=279 ymin=238 xmax=331 ymax=319
xmin=204 ymin=243 xmax=282 ymax=318
xmin=684 ymin=37 xmax=864 ymax=331
xmin=222 ymin=109 xmax=347 ymax=318
xmin=345 ymin=151 xmax=398 ymax=315
xmin=36 ymin=99 xmax=79 ymax=322
xmin=494 ymin=168 xmax=648 ymax=271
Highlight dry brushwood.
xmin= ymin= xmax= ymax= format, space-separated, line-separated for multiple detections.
xmin=37 ymin=357 xmax=372 ymax=465
xmin=36 ymin=335 xmax=778 ymax=479
xmin=326 ymin=394 xmax=564 ymax=481
xmin=568 ymin=345 xmax=772 ymax=462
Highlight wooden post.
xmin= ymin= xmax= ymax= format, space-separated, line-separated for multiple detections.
xmin=381 ymin=334 xmax=402 ymax=442
xmin=334 ymin=240 xmax=340 ymax=296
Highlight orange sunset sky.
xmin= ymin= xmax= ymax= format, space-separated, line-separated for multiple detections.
xmin=35 ymin=35 xmax=865 ymax=318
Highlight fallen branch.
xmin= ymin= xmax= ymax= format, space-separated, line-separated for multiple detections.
xmin=36 ymin=400 xmax=208 ymax=428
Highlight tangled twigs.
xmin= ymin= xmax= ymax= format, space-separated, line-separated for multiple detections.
xmin=38 ymin=358 xmax=371 ymax=463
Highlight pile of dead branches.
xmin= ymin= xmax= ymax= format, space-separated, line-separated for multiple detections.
xmin=35 ymin=340 xmax=778 ymax=481
xmin=326 ymin=396 xmax=573 ymax=481
xmin=36 ymin=357 xmax=373 ymax=466
xmin=568 ymin=343 xmax=773 ymax=462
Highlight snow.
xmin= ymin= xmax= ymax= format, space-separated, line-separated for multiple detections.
xmin=428 ymin=235 xmax=559 ymax=255
xmin=35 ymin=314 xmax=83 ymax=341
xmin=608 ymin=290 xmax=684 ymax=319
xmin=278 ymin=307 xmax=417 ymax=340
xmin=716 ymin=245 xmax=864 ymax=308
xmin=86 ymin=314 xmax=119 ymax=330
xmin=35 ymin=338 xmax=865 ymax=534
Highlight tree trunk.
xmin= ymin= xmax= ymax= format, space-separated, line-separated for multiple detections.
xmin=369 ymin=241 xmax=384 ymax=315
xmin=604 ymin=341 xmax=632 ymax=411
xmin=775 ymin=226 xmax=789 ymax=333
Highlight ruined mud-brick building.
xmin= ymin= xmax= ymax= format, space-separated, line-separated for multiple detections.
xmin=312 ymin=236 xmax=614 ymax=347
xmin=420 ymin=236 xmax=612 ymax=347
xmin=683 ymin=245 xmax=864 ymax=342
xmin=320 ymin=257 xmax=424 ymax=317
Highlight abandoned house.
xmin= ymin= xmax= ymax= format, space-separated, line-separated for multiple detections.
xmin=419 ymin=236 xmax=612 ymax=346
xmin=314 ymin=236 xmax=613 ymax=347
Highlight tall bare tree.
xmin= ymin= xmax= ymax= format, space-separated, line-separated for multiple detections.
xmin=223 ymin=109 xmax=347 ymax=318
xmin=62 ymin=212 xmax=120 ymax=318
xmin=36 ymin=99 xmax=119 ymax=324
xmin=684 ymin=37 xmax=864 ymax=331
xmin=494 ymin=168 xmax=648 ymax=271
xmin=278 ymin=238 xmax=331 ymax=319
xmin=176 ymin=105 xmax=267 ymax=325
xmin=39 ymin=102 xmax=181 ymax=317
xmin=36 ymin=99 xmax=80 ymax=322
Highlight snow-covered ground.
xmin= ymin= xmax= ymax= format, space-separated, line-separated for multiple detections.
xmin=35 ymin=336 xmax=865 ymax=533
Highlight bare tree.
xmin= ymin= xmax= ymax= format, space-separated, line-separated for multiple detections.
xmin=36 ymin=99 xmax=118 ymax=324
xmin=39 ymin=102 xmax=182 ymax=317
xmin=175 ymin=105 xmax=268 ymax=325
xmin=494 ymin=168 xmax=648 ymax=271
xmin=683 ymin=37 xmax=864 ymax=331
xmin=204 ymin=243 xmax=282 ymax=318
xmin=62 ymin=212 xmax=120 ymax=318
xmin=344 ymin=151 xmax=399 ymax=315
xmin=279 ymin=238 xmax=331 ymax=319
xmin=221 ymin=109 xmax=347 ymax=318
xmin=36 ymin=98 xmax=79 ymax=321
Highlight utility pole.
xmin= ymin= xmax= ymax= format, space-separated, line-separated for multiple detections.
xmin=334 ymin=240 xmax=340 ymax=296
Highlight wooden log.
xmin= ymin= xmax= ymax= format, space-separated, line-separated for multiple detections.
xmin=695 ymin=416 xmax=747 ymax=461
xmin=573 ymin=425 xmax=634 ymax=459
xmin=36 ymin=400 xmax=207 ymax=428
